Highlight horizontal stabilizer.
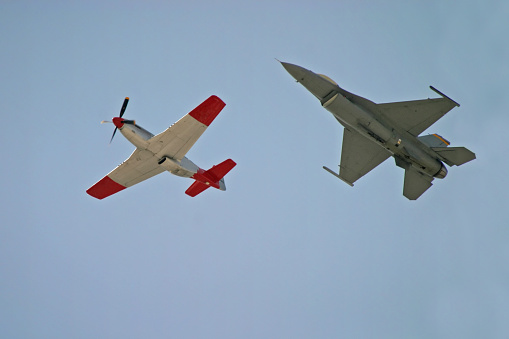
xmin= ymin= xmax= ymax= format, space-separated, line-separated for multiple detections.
xmin=185 ymin=159 xmax=236 ymax=197
xmin=403 ymin=168 xmax=434 ymax=200
xmin=185 ymin=181 xmax=211 ymax=197
xmin=432 ymin=147 xmax=476 ymax=166
xmin=205 ymin=159 xmax=236 ymax=183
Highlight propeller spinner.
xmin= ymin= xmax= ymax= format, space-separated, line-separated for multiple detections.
xmin=102 ymin=97 xmax=136 ymax=143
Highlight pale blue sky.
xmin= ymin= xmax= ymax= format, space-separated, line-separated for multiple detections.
xmin=1 ymin=1 xmax=508 ymax=338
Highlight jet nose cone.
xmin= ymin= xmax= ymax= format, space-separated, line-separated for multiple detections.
xmin=279 ymin=61 xmax=339 ymax=101
xmin=112 ymin=117 xmax=125 ymax=128
xmin=279 ymin=61 xmax=309 ymax=82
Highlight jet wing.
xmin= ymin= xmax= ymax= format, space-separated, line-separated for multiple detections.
xmin=147 ymin=95 xmax=226 ymax=161
xmin=87 ymin=148 xmax=164 ymax=199
xmin=377 ymin=98 xmax=457 ymax=136
xmin=338 ymin=128 xmax=392 ymax=185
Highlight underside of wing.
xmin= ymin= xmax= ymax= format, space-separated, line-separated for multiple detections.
xmin=338 ymin=128 xmax=392 ymax=185
xmin=147 ymin=96 xmax=226 ymax=161
xmin=377 ymin=98 xmax=457 ymax=136
xmin=87 ymin=148 xmax=164 ymax=199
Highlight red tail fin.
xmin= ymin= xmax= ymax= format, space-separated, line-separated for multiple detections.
xmin=185 ymin=159 xmax=236 ymax=197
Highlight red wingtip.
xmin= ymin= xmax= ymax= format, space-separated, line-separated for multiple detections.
xmin=87 ymin=176 xmax=126 ymax=199
xmin=188 ymin=95 xmax=226 ymax=126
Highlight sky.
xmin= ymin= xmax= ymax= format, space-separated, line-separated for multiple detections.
xmin=1 ymin=1 xmax=508 ymax=338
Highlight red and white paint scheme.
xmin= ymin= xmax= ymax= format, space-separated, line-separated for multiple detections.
xmin=87 ymin=95 xmax=236 ymax=199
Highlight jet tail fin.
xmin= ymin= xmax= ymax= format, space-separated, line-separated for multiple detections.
xmin=418 ymin=134 xmax=450 ymax=148
xmin=185 ymin=159 xmax=236 ymax=197
xmin=432 ymin=147 xmax=476 ymax=166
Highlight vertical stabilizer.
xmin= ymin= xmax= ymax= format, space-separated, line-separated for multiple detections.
xmin=418 ymin=134 xmax=450 ymax=148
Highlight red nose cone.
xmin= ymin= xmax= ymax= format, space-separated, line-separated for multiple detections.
xmin=112 ymin=117 xmax=125 ymax=128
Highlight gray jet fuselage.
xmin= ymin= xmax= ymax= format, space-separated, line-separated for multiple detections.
xmin=324 ymin=87 xmax=447 ymax=179
xmin=281 ymin=62 xmax=447 ymax=179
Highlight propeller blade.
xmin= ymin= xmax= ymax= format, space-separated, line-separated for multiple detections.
xmin=106 ymin=97 xmax=130 ymax=144
xmin=119 ymin=97 xmax=129 ymax=118
xmin=108 ymin=97 xmax=129 ymax=143
xmin=101 ymin=120 xmax=112 ymax=124
xmin=109 ymin=127 xmax=118 ymax=144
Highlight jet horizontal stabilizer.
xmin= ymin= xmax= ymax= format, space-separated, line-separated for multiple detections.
xmin=432 ymin=147 xmax=476 ymax=166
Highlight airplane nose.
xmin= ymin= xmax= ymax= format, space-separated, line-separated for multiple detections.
xmin=279 ymin=61 xmax=309 ymax=82
xmin=279 ymin=61 xmax=339 ymax=101
xmin=112 ymin=117 xmax=125 ymax=128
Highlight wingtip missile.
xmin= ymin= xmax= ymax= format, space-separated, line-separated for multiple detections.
xmin=430 ymin=86 xmax=460 ymax=107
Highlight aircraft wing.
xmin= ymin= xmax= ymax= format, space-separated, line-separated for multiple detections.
xmin=338 ymin=128 xmax=392 ymax=185
xmin=147 ymin=95 xmax=226 ymax=161
xmin=87 ymin=148 xmax=164 ymax=199
xmin=377 ymin=98 xmax=457 ymax=136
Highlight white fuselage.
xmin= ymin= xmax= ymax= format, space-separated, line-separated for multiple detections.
xmin=119 ymin=123 xmax=199 ymax=178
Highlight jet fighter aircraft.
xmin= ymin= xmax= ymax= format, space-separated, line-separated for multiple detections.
xmin=87 ymin=96 xmax=236 ymax=199
xmin=280 ymin=61 xmax=475 ymax=200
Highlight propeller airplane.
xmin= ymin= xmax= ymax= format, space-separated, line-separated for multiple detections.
xmin=87 ymin=96 xmax=236 ymax=199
